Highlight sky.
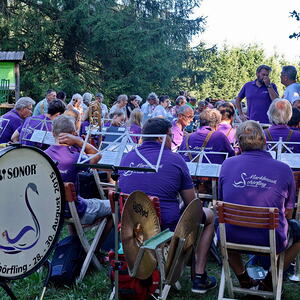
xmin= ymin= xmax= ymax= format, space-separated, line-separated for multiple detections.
xmin=193 ymin=0 xmax=300 ymax=62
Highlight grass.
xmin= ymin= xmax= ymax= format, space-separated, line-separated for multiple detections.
xmin=1 ymin=253 xmax=300 ymax=300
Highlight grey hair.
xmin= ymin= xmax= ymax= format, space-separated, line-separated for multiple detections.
xmin=71 ymin=93 xmax=83 ymax=104
xmin=117 ymin=94 xmax=128 ymax=103
xmin=147 ymin=92 xmax=158 ymax=101
xmin=256 ymin=65 xmax=272 ymax=73
xmin=134 ymin=95 xmax=142 ymax=102
xmin=267 ymin=98 xmax=292 ymax=125
xmin=282 ymin=65 xmax=297 ymax=81
xmin=52 ymin=115 xmax=75 ymax=136
xmin=236 ymin=120 xmax=265 ymax=151
xmin=200 ymin=108 xmax=222 ymax=128
xmin=82 ymin=92 xmax=93 ymax=105
xmin=178 ymin=104 xmax=193 ymax=115
xmin=15 ymin=97 xmax=36 ymax=110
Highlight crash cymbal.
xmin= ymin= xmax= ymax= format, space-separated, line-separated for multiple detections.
xmin=165 ymin=198 xmax=202 ymax=284
xmin=121 ymin=191 xmax=161 ymax=280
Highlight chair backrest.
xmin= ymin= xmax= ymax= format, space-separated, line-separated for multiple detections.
xmin=108 ymin=190 xmax=161 ymax=223
xmin=217 ymin=201 xmax=279 ymax=230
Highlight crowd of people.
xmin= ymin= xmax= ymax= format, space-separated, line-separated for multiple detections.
xmin=0 ymin=63 xmax=300 ymax=295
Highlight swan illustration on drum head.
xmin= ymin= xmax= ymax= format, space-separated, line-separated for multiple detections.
xmin=0 ymin=183 xmax=41 ymax=254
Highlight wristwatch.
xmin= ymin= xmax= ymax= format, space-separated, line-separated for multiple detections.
xmin=266 ymin=85 xmax=272 ymax=88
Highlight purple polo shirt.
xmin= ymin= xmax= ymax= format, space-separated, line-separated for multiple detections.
xmin=18 ymin=114 xmax=52 ymax=149
xmin=238 ymin=80 xmax=278 ymax=123
xmin=216 ymin=123 xmax=236 ymax=144
xmin=219 ymin=150 xmax=295 ymax=253
xmin=0 ymin=109 xmax=24 ymax=143
xmin=119 ymin=141 xmax=194 ymax=231
xmin=128 ymin=123 xmax=141 ymax=143
xmin=179 ymin=126 xmax=235 ymax=164
xmin=264 ymin=125 xmax=300 ymax=153
xmin=171 ymin=121 xmax=184 ymax=151
xmin=45 ymin=145 xmax=87 ymax=217
xmin=80 ymin=120 xmax=90 ymax=136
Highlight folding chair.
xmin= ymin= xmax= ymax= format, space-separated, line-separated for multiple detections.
xmin=64 ymin=182 xmax=108 ymax=282
xmin=216 ymin=201 xmax=284 ymax=300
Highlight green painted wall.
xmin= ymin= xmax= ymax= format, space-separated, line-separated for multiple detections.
xmin=0 ymin=62 xmax=15 ymax=88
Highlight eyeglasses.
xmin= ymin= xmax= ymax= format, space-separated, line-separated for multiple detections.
xmin=183 ymin=114 xmax=194 ymax=120
xmin=26 ymin=106 xmax=33 ymax=111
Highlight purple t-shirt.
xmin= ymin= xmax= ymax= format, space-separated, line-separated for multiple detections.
xmin=179 ymin=126 xmax=235 ymax=164
xmin=45 ymin=145 xmax=87 ymax=216
xmin=128 ymin=123 xmax=141 ymax=143
xmin=171 ymin=121 xmax=184 ymax=151
xmin=18 ymin=114 xmax=52 ymax=149
xmin=219 ymin=150 xmax=295 ymax=253
xmin=0 ymin=109 xmax=24 ymax=143
xmin=80 ymin=120 xmax=90 ymax=136
xmin=216 ymin=123 xmax=236 ymax=144
xmin=238 ymin=80 xmax=278 ymax=123
xmin=264 ymin=125 xmax=300 ymax=153
xmin=119 ymin=141 xmax=194 ymax=230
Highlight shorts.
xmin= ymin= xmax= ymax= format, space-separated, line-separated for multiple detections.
xmin=80 ymin=199 xmax=111 ymax=225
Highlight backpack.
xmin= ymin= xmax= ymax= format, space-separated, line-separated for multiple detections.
xmin=108 ymin=251 xmax=160 ymax=300
xmin=49 ymin=235 xmax=85 ymax=286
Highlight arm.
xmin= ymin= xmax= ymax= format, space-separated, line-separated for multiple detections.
xmin=57 ymin=133 xmax=101 ymax=164
xmin=11 ymin=129 xmax=20 ymax=142
xmin=180 ymin=188 xmax=196 ymax=206
xmin=263 ymin=77 xmax=279 ymax=100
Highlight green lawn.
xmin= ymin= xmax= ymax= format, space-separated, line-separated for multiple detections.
xmin=1 ymin=255 xmax=300 ymax=300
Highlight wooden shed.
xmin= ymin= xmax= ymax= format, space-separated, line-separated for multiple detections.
xmin=0 ymin=51 xmax=25 ymax=103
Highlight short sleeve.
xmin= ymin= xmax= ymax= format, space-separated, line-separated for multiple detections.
xmin=237 ymin=84 xmax=246 ymax=99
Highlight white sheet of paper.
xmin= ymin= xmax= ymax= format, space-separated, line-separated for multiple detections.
xmin=30 ymin=129 xmax=46 ymax=143
xmin=280 ymin=153 xmax=300 ymax=168
xmin=187 ymin=162 xmax=197 ymax=176
xmin=43 ymin=132 xmax=55 ymax=145
xmin=196 ymin=163 xmax=220 ymax=177
xmin=99 ymin=151 xmax=120 ymax=165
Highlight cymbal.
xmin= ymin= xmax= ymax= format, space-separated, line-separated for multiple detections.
xmin=165 ymin=198 xmax=202 ymax=284
xmin=121 ymin=191 xmax=161 ymax=280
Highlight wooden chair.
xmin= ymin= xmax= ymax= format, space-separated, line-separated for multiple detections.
xmin=216 ymin=201 xmax=284 ymax=300
xmin=64 ymin=182 xmax=108 ymax=282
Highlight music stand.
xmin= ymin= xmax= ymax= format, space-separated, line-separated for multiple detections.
xmin=0 ymin=118 xmax=9 ymax=139
xmin=20 ymin=117 xmax=54 ymax=146
xmin=76 ymin=131 xmax=168 ymax=300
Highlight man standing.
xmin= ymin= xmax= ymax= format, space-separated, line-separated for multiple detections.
xmin=281 ymin=65 xmax=300 ymax=104
xmin=33 ymin=89 xmax=56 ymax=116
xmin=0 ymin=97 xmax=35 ymax=143
xmin=218 ymin=120 xmax=300 ymax=289
xmin=95 ymin=93 xmax=108 ymax=118
xmin=236 ymin=65 xmax=278 ymax=123
xmin=119 ymin=118 xmax=217 ymax=294
xmin=171 ymin=104 xmax=194 ymax=151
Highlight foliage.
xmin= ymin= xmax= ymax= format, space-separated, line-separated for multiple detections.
xmin=289 ymin=10 xmax=300 ymax=39
xmin=195 ymin=44 xmax=290 ymax=100
xmin=0 ymin=0 xmax=206 ymax=103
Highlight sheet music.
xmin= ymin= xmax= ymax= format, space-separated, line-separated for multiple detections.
xmin=43 ymin=132 xmax=55 ymax=145
xmin=98 ymin=151 xmax=120 ymax=165
xmin=187 ymin=162 xmax=197 ymax=176
xmin=30 ymin=129 xmax=46 ymax=143
xmin=279 ymin=153 xmax=300 ymax=169
xmin=0 ymin=118 xmax=9 ymax=138
xmin=196 ymin=163 xmax=221 ymax=177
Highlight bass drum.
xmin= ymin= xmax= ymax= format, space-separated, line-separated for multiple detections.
xmin=0 ymin=145 xmax=65 ymax=280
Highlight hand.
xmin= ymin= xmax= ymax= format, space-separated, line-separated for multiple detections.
xmin=57 ymin=133 xmax=83 ymax=147
xmin=262 ymin=76 xmax=271 ymax=87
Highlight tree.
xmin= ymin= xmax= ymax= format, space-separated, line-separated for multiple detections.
xmin=0 ymin=0 xmax=206 ymax=102
xmin=289 ymin=10 xmax=300 ymax=39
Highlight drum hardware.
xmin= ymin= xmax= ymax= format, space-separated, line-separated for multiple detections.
xmin=121 ymin=197 xmax=203 ymax=300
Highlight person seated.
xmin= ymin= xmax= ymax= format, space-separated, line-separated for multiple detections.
xmin=126 ymin=95 xmax=142 ymax=119
xmin=152 ymin=95 xmax=173 ymax=120
xmin=171 ymin=105 xmax=194 ymax=152
xmin=33 ymin=89 xmax=56 ymax=116
xmin=119 ymin=118 xmax=217 ymax=294
xmin=11 ymin=99 xmax=66 ymax=149
xmin=288 ymin=107 xmax=300 ymax=130
xmin=218 ymin=120 xmax=300 ymax=290
xmin=265 ymin=98 xmax=300 ymax=152
xmin=65 ymin=104 xmax=81 ymax=133
xmin=171 ymin=95 xmax=187 ymax=118
xmin=109 ymin=94 xmax=128 ymax=117
xmin=45 ymin=115 xmax=111 ymax=225
xmin=126 ymin=108 xmax=143 ymax=143
xmin=0 ymin=97 xmax=35 ymax=143
xmin=179 ymin=108 xmax=235 ymax=164
xmin=216 ymin=102 xmax=236 ymax=145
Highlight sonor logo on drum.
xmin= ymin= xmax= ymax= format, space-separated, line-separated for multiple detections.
xmin=0 ymin=164 xmax=37 ymax=181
